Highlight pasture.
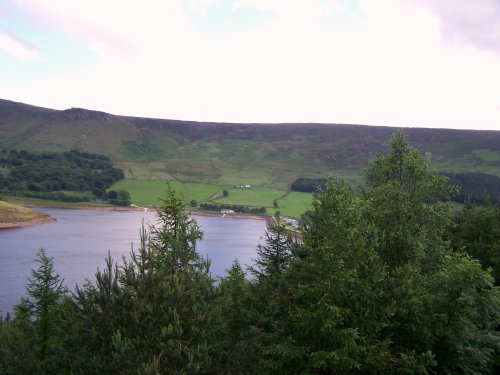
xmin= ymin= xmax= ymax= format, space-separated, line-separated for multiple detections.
xmin=111 ymin=180 xmax=225 ymax=207
xmin=111 ymin=179 xmax=313 ymax=218
xmin=275 ymin=192 xmax=314 ymax=218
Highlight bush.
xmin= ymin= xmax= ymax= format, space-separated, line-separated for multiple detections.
xmin=290 ymin=178 xmax=327 ymax=193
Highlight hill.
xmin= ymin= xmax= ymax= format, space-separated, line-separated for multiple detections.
xmin=1 ymin=98 xmax=499 ymax=191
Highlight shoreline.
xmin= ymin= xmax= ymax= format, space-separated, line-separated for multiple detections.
xmin=21 ymin=203 xmax=147 ymax=212
xmin=16 ymin=202 xmax=276 ymax=226
xmin=2 ymin=202 xmax=288 ymax=234
xmin=0 ymin=215 xmax=56 ymax=229
xmin=191 ymin=209 xmax=276 ymax=226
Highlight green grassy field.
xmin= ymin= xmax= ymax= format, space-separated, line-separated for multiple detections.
xmin=111 ymin=179 xmax=313 ymax=218
xmin=275 ymin=192 xmax=314 ymax=218
xmin=111 ymin=179 xmax=227 ymax=207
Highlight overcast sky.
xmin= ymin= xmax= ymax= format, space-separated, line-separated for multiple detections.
xmin=1 ymin=0 xmax=499 ymax=130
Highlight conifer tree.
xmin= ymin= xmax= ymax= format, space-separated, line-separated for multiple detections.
xmin=25 ymin=248 xmax=67 ymax=374
xmin=267 ymin=180 xmax=392 ymax=374
xmin=215 ymin=261 xmax=262 ymax=374
xmin=67 ymin=255 xmax=126 ymax=374
xmin=361 ymin=132 xmax=500 ymax=373
xmin=447 ymin=201 xmax=500 ymax=284
xmin=245 ymin=219 xmax=297 ymax=374
xmin=250 ymin=215 xmax=294 ymax=323
xmin=0 ymin=301 xmax=38 ymax=374
xmin=69 ymin=184 xmax=218 ymax=374
xmin=363 ymin=131 xmax=456 ymax=269
xmin=250 ymin=216 xmax=293 ymax=283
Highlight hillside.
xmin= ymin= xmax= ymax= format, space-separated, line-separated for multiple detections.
xmin=1 ymin=98 xmax=499 ymax=190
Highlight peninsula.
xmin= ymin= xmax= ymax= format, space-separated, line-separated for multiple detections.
xmin=0 ymin=201 xmax=55 ymax=229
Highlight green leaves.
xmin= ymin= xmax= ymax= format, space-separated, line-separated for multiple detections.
xmin=26 ymin=249 xmax=67 ymax=319
xmin=447 ymin=202 xmax=500 ymax=284
xmin=0 ymin=249 xmax=69 ymax=374
xmin=250 ymin=216 xmax=293 ymax=282
xmin=361 ymin=132 xmax=500 ymax=373
xmin=363 ymin=131 xmax=454 ymax=269
xmin=2 ymin=132 xmax=499 ymax=374
xmin=425 ymin=254 xmax=500 ymax=374
xmin=281 ymin=179 xmax=392 ymax=373
xmin=58 ymin=183 xmax=218 ymax=374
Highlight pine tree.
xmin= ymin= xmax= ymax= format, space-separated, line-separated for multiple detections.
xmin=267 ymin=179 xmax=392 ymax=374
xmin=0 ymin=301 xmax=38 ymax=374
xmin=215 ymin=261 xmax=262 ymax=374
xmin=250 ymin=215 xmax=293 ymax=284
xmin=69 ymin=183 xmax=218 ymax=374
xmin=447 ymin=201 xmax=500 ymax=284
xmin=361 ymin=132 xmax=500 ymax=373
xmin=66 ymin=254 xmax=126 ymax=374
xmin=363 ymin=131 xmax=456 ymax=269
xmin=25 ymin=248 xmax=67 ymax=374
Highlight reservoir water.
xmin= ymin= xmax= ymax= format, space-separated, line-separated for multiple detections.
xmin=0 ymin=208 xmax=267 ymax=315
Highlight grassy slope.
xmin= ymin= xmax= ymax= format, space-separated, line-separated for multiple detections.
xmin=1 ymin=98 xmax=499 ymax=217
xmin=2 ymin=196 xmax=112 ymax=208
xmin=275 ymin=192 xmax=314 ymax=218
xmin=0 ymin=201 xmax=50 ymax=224
xmin=2 ymin=99 xmax=499 ymax=186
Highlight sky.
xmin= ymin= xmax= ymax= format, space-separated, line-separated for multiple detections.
xmin=1 ymin=0 xmax=499 ymax=130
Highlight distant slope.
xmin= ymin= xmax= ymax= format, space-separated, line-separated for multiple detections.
xmin=1 ymin=98 xmax=499 ymax=188
xmin=0 ymin=99 xmax=142 ymax=157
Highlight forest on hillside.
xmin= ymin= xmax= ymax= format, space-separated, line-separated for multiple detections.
xmin=441 ymin=172 xmax=500 ymax=204
xmin=290 ymin=174 xmax=500 ymax=204
xmin=0 ymin=149 xmax=129 ymax=205
xmin=0 ymin=132 xmax=499 ymax=374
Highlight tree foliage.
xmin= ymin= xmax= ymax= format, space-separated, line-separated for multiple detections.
xmin=66 ymin=184 xmax=218 ymax=374
xmin=360 ymin=132 xmax=499 ymax=373
xmin=290 ymin=177 xmax=327 ymax=193
xmin=0 ymin=149 xmax=124 ymax=193
xmin=442 ymin=172 xmax=500 ymax=204
xmin=363 ymin=131 xmax=456 ymax=269
xmin=281 ymin=180 xmax=392 ymax=373
xmin=447 ymin=201 xmax=500 ymax=284
xmin=1 ymin=133 xmax=499 ymax=374
xmin=0 ymin=249 xmax=67 ymax=374
xmin=199 ymin=202 xmax=266 ymax=214
xmin=0 ymin=149 xmax=129 ymax=205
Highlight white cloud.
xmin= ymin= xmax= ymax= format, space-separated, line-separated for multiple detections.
xmin=0 ymin=3 xmax=10 ymax=17
xmin=186 ymin=0 xmax=219 ymax=15
xmin=3 ymin=0 xmax=500 ymax=130
xmin=233 ymin=0 xmax=342 ymax=20
xmin=0 ymin=30 xmax=39 ymax=60
xmin=10 ymin=0 xmax=198 ymax=57
xmin=409 ymin=0 xmax=500 ymax=52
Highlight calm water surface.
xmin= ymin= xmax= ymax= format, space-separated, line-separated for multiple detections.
xmin=0 ymin=208 xmax=266 ymax=315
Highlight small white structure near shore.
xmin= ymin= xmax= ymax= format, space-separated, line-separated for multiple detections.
xmin=282 ymin=216 xmax=299 ymax=229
